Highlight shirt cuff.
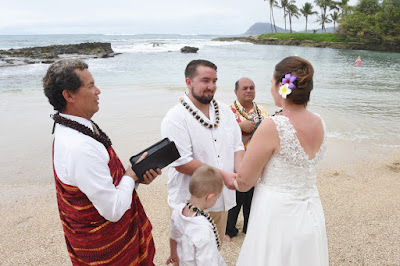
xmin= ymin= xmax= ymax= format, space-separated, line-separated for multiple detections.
xmin=235 ymin=146 xmax=245 ymax=152
xmin=119 ymin=175 xmax=136 ymax=192
xmin=169 ymin=156 xmax=193 ymax=167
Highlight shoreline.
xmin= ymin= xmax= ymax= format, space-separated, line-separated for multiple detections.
xmin=212 ymin=36 xmax=400 ymax=53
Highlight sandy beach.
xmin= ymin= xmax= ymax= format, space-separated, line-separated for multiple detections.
xmin=0 ymin=82 xmax=399 ymax=266
xmin=0 ymin=123 xmax=399 ymax=266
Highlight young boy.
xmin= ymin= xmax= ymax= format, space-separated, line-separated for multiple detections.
xmin=166 ymin=166 xmax=226 ymax=266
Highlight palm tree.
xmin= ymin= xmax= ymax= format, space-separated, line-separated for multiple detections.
xmin=279 ymin=0 xmax=289 ymax=32
xmin=330 ymin=11 xmax=340 ymax=32
xmin=337 ymin=0 xmax=353 ymax=16
xmin=265 ymin=0 xmax=278 ymax=33
xmin=300 ymin=2 xmax=318 ymax=32
xmin=287 ymin=0 xmax=300 ymax=33
xmin=314 ymin=0 xmax=336 ymax=32
xmin=316 ymin=13 xmax=332 ymax=32
xmin=314 ymin=0 xmax=326 ymax=32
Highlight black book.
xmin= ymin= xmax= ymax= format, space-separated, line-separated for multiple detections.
xmin=130 ymin=138 xmax=181 ymax=182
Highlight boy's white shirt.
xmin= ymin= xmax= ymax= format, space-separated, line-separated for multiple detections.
xmin=170 ymin=203 xmax=226 ymax=266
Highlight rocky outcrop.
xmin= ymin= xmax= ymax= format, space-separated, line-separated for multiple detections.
xmin=180 ymin=46 xmax=199 ymax=53
xmin=212 ymin=37 xmax=400 ymax=53
xmin=0 ymin=42 xmax=117 ymax=66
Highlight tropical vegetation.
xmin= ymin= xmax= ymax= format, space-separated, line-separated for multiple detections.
xmin=263 ymin=0 xmax=400 ymax=48
xmin=300 ymin=2 xmax=317 ymax=32
xmin=259 ymin=33 xmax=348 ymax=42
xmin=337 ymin=0 xmax=400 ymax=46
xmin=265 ymin=0 xmax=349 ymax=33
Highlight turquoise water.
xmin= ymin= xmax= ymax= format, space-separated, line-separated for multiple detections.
xmin=1 ymin=34 xmax=399 ymax=147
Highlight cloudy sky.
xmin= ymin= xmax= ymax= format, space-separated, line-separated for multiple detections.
xmin=1 ymin=0 xmax=358 ymax=35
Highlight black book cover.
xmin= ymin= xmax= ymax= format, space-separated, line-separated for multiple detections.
xmin=130 ymin=138 xmax=180 ymax=181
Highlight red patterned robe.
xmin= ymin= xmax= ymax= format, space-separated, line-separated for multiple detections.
xmin=53 ymin=144 xmax=155 ymax=265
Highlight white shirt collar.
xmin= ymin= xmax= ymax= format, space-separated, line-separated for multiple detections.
xmin=59 ymin=113 xmax=94 ymax=131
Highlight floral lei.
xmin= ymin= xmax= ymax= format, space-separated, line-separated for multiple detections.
xmin=179 ymin=97 xmax=220 ymax=129
xmin=233 ymin=100 xmax=262 ymax=121
xmin=185 ymin=201 xmax=221 ymax=249
xmin=279 ymin=73 xmax=297 ymax=99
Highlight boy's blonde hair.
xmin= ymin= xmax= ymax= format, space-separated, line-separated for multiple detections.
xmin=189 ymin=165 xmax=224 ymax=198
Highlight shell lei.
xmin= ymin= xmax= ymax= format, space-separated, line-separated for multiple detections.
xmin=233 ymin=100 xmax=262 ymax=121
xmin=185 ymin=201 xmax=221 ymax=249
xmin=180 ymin=97 xmax=220 ymax=129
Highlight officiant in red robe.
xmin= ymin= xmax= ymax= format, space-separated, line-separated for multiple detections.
xmin=43 ymin=59 xmax=161 ymax=265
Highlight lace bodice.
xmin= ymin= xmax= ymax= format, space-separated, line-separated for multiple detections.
xmin=258 ymin=114 xmax=327 ymax=197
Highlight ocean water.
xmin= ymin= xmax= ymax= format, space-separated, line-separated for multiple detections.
xmin=1 ymin=34 xmax=400 ymax=149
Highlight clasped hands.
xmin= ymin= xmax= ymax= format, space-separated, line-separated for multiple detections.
xmin=221 ymin=170 xmax=239 ymax=190
xmin=240 ymin=120 xmax=257 ymax=135
xmin=125 ymin=152 xmax=162 ymax=184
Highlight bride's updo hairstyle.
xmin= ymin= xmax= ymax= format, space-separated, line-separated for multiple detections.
xmin=274 ymin=56 xmax=314 ymax=106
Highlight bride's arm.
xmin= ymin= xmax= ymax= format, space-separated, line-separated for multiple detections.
xmin=235 ymin=118 xmax=279 ymax=192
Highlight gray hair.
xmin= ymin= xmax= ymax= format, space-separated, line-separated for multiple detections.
xmin=43 ymin=59 xmax=88 ymax=111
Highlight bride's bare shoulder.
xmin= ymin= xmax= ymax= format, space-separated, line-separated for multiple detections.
xmin=257 ymin=117 xmax=279 ymax=136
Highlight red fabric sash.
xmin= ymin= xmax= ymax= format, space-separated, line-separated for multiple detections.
xmin=53 ymin=143 xmax=155 ymax=265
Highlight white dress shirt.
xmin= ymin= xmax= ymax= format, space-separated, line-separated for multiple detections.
xmin=53 ymin=113 xmax=135 ymax=222
xmin=170 ymin=203 xmax=227 ymax=266
xmin=161 ymin=95 xmax=244 ymax=212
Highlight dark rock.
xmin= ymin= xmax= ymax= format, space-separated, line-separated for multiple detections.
xmin=180 ymin=46 xmax=199 ymax=53
xmin=0 ymin=42 xmax=117 ymax=67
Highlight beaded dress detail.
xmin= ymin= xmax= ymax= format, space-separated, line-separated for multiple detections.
xmin=237 ymin=114 xmax=329 ymax=266
xmin=258 ymin=115 xmax=327 ymax=198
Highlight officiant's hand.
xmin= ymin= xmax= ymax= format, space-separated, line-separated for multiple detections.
xmin=140 ymin=168 xmax=162 ymax=184
xmin=220 ymin=170 xmax=238 ymax=190
xmin=125 ymin=152 xmax=162 ymax=184
xmin=240 ymin=120 xmax=256 ymax=135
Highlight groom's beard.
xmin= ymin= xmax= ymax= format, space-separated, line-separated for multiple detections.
xmin=191 ymin=86 xmax=214 ymax=104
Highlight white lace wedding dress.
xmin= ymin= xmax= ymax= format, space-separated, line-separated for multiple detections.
xmin=236 ymin=115 xmax=329 ymax=266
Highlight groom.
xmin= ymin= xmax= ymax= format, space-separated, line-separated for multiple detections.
xmin=161 ymin=59 xmax=244 ymax=240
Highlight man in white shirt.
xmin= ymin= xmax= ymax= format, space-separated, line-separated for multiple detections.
xmin=43 ymin=59 xmax=160 ymax=265
xmin=161 ymin=59 xmax=245 ymax=241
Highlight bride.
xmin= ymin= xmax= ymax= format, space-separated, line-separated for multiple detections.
xmin=234 ymin=56 xmax=329 ymax=266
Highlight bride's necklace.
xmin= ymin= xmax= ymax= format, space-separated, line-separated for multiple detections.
xmin=185 ymin=201 xmax=221 ymax=249
xmin=180 ymin=97 xmax=220 ymax=129
xmin=234 ymin=100 xmax=262 ymax=121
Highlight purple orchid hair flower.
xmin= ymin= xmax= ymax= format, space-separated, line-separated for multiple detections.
xmin=282 ymin=73 xmax=297 ymax=90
